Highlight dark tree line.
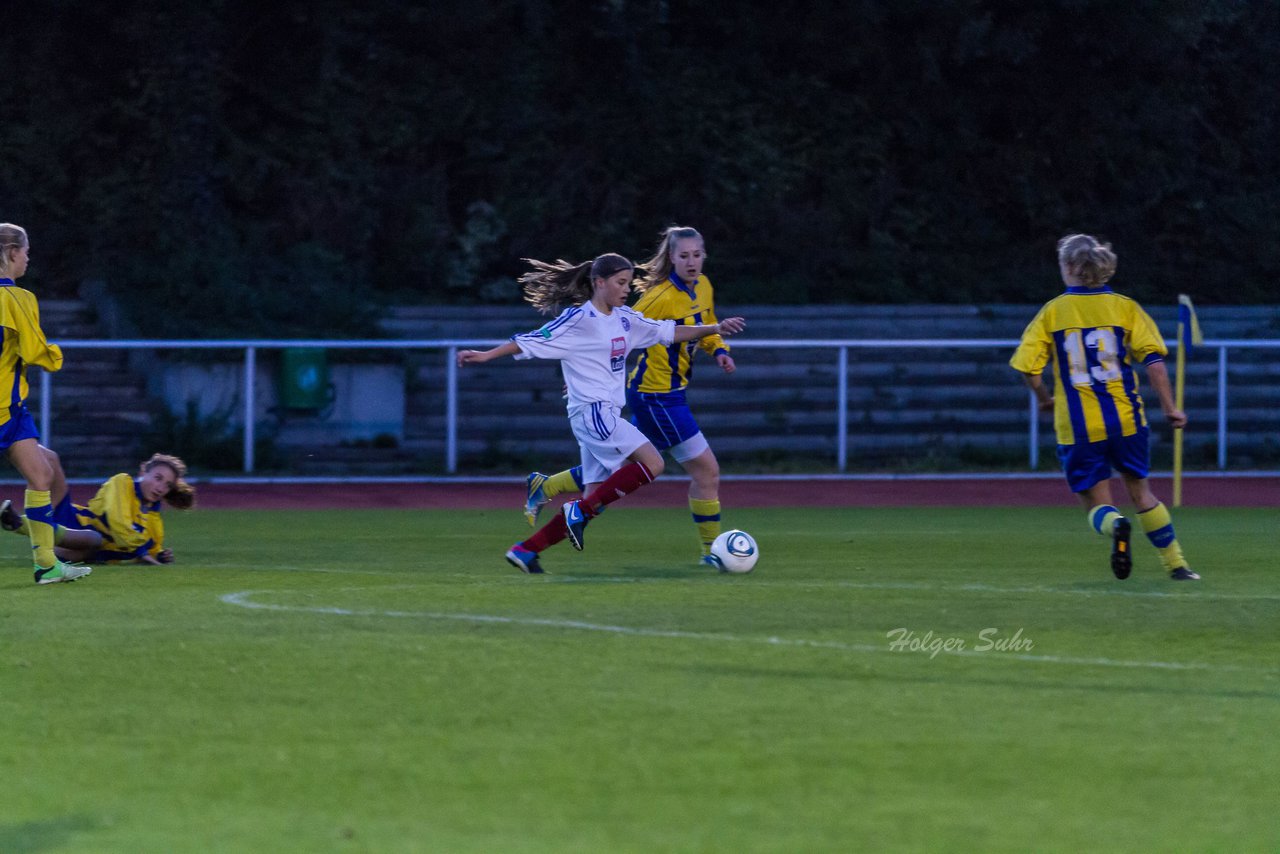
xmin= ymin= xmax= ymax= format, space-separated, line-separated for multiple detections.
xmin=3 ymin=1 xmax=1277 ymax=336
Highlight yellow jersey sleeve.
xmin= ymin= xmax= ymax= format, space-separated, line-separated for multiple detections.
xmin=0 ymin=286 xmax=63 ymax=372
xmin=1009 ymin=305 xmax=1053 ymax=375
xmin=1126 ymin=303 xmax=1168 ymax=364
xmin=87 ymin=473 xmax=151 ymax=553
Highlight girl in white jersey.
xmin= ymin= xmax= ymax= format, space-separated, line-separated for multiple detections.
xmin=457 ymin=252 xmax=745 ymax=573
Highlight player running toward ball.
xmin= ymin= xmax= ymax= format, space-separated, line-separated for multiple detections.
xmin=0 ymin=223 xmax=91 ymax=584
xmin=457 ymin=252 xmax=745 ymax=573
xmin=1010 ymin=233 xmax=1197 ymax=581
xmin=523 ymin=226 xmax=737 ymax=566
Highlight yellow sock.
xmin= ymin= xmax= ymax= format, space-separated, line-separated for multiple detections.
xmin=689 ymin=497 xmax=721 ymax=557
xmin=542 ymin=467 xmax=582 ymax=500
xmin=25 ymin=489 xmax=57 ymax=568
xmin=1087 ymin=504 xmax=1121 ymax=537
xmin=1137 ymin=502 xmax=1187 ymax=572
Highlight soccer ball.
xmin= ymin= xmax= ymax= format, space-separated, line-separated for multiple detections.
xmin=709 ymin=529 xmax=759 ymax=574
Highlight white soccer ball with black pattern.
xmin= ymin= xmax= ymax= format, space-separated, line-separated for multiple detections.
xmin=709 ymin=529 xmax=759 ymax=574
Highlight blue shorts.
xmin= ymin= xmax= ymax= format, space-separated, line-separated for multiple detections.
xmin=0 ymin=407 xmax=40 ymax=451
xmin=1056 ymin=427 xmax=1151 ymax=493
xmin=627 ymin=388 xmax=700 ymax=451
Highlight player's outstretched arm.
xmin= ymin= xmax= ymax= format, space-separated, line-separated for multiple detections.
xmin=674 ymin=316 xmax=745 ymax=343
xmin=457 ymin=341 xmax=520 ymax=366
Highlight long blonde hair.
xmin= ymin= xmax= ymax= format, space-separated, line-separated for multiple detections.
xmin=518 ymin=253 xmax=633 ymax=315
xmin=1057 ymin=233 xmax=1117 ymax=286
xmin=0 ymin=223 xmax=28 ymax=278
xmin=634 ymin=226 xmax=703 ymax=293
xmin=141 ymin=453 xmax=197 ymax=510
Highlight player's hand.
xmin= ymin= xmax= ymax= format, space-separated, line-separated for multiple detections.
xmin=456 ymin=350 xmax=486 ymax=367
xmin=717 ymin=317 xmax=745 ymax=336
xmin=157 ymin=548 xmax=175 ymax=564
xmin=717 ymin=354 xmax=736 ymax=374
xmin=1165 ymin=408 xmax=1188 ymax=429
xmin=1037 ymin=395 xmax=1054 ymax=413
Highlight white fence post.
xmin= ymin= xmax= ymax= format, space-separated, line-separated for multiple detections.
xmin=244 ymin=346 xmax=256 ymax=473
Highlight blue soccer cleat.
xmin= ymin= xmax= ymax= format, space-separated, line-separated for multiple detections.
xmin=505 ymin=545 xmax=545 ymax=574
xmin=523 ymin=472 xmax=549 ymax=527
xmin=563 ymin=500 xmax=589 ymax=551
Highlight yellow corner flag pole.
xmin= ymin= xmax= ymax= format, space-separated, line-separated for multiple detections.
xmin=1173 ymin=295 xmax=1203 ymax=507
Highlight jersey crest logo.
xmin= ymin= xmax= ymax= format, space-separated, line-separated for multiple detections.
xmin=610 ymin=336 xmax=626 ymax=372
xmin=621 ymin=316 xmax=631 ymax=331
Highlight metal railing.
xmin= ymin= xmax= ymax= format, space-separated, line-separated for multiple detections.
xmin=41 ymin=338 xmax=1280 ymax=474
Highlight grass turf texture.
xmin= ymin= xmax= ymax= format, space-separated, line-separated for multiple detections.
xmin=3 ymin=506 xmax=1277 ymax=853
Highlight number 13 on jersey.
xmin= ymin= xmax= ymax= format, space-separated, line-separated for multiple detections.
xmin=1062 ymin=327 xmax=1122 ymax=387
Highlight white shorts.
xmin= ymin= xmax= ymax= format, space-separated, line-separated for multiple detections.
xmin=569 ymin=402 xmax=651 ymax=486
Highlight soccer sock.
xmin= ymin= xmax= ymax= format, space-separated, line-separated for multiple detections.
xmin=689 ymin=497 xmax=721 ymax=556
xmin=582 ymin=461 xmax=655 ymax=517
xmin=25 ymin=489 xmax=57 ymax=568
xmin=53 ymin=493 xmax=77 ymax=527
xmin=522 ymin=514 xmax=570 ymax=553
xmin=1087 ymin=504 xmax=1122 ymax=537
xmin=1137 ymin=502 xmax=1187 ymax=571
xmin=542 ymin=467 xmax=582 ymax=501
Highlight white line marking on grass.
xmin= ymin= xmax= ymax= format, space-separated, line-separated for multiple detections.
xmin=553 ymin=576 xmax=1280 ymax=602
xmin=219 ymin=590 xmax=1276 ymax=674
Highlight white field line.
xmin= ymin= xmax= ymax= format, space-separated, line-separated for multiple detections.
xmin=219 ymin=590 xmax=1277 ymax=674
xmin=554 ymin=576 xmax=1280 ymax=602
xmin=196 ymin=562 xmax=1280 ymax=602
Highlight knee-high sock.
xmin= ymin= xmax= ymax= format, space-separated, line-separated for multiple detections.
xmin=523 ymin=462 xmax=655 ymax=553
xmin=581 ymin=462 xmax=654 ymax=517
xmin=689 ymin=497 xmax=721 ymax=556
xmin=53 ymin=494 xmax=77 ymax=527
xmin=542 ymin=467 xmax=583 ymax=501
xmin=1088 ymin=504 xmax=1122 ymax=537
xmin=522 ymin=513 xmax=570 ymax=553
xmin=1137 ymin=502 xmax=1187 ymax=571
xmin=25 ymin=489 xmax=56 ymax=568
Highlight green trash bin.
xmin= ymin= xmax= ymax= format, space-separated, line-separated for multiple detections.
xmin=279 ymin=348 xmax=333 ymax=412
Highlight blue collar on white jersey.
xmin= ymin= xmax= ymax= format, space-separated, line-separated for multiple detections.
xmin=1064 ymin=285 xmax=1113 ymax=295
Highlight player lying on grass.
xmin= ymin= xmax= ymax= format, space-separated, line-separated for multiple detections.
xmin=523 ymin=225 xmax=738 ymax=567
xmin=2 ymin=448 xmax=196 ymax=565
xmin=456 ymin=252 xmax=745 ymax=574
xmin=1010 ymin=233 xmax=1197 ymax=581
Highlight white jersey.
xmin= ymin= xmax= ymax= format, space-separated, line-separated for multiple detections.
xmin=512 ymin=304 xmax=675 ymax=410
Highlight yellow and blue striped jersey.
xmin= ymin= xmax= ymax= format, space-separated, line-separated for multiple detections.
xmin=627 ymin=274 xmax=728 ymax=393
xmin=73 ymin=473 xmax=167 ymax=562
xmin=1010 ymin=285 xmax=1167 ymax=445
xmin=0 ymin=279 xmax=63 ymax=426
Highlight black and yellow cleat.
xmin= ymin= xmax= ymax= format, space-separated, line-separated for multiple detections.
xmin=1110 ymin=516 xmax=1132 ymax=580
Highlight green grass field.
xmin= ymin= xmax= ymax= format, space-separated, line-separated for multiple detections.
xmin=4 ymin=504 xmax=1277 ymax=853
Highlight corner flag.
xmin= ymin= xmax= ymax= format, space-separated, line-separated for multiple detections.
xmin=1172 ymin=295 xmax=1202 ymax=507
xmin=1177 ymin=294 xmax=1204 ymax=353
